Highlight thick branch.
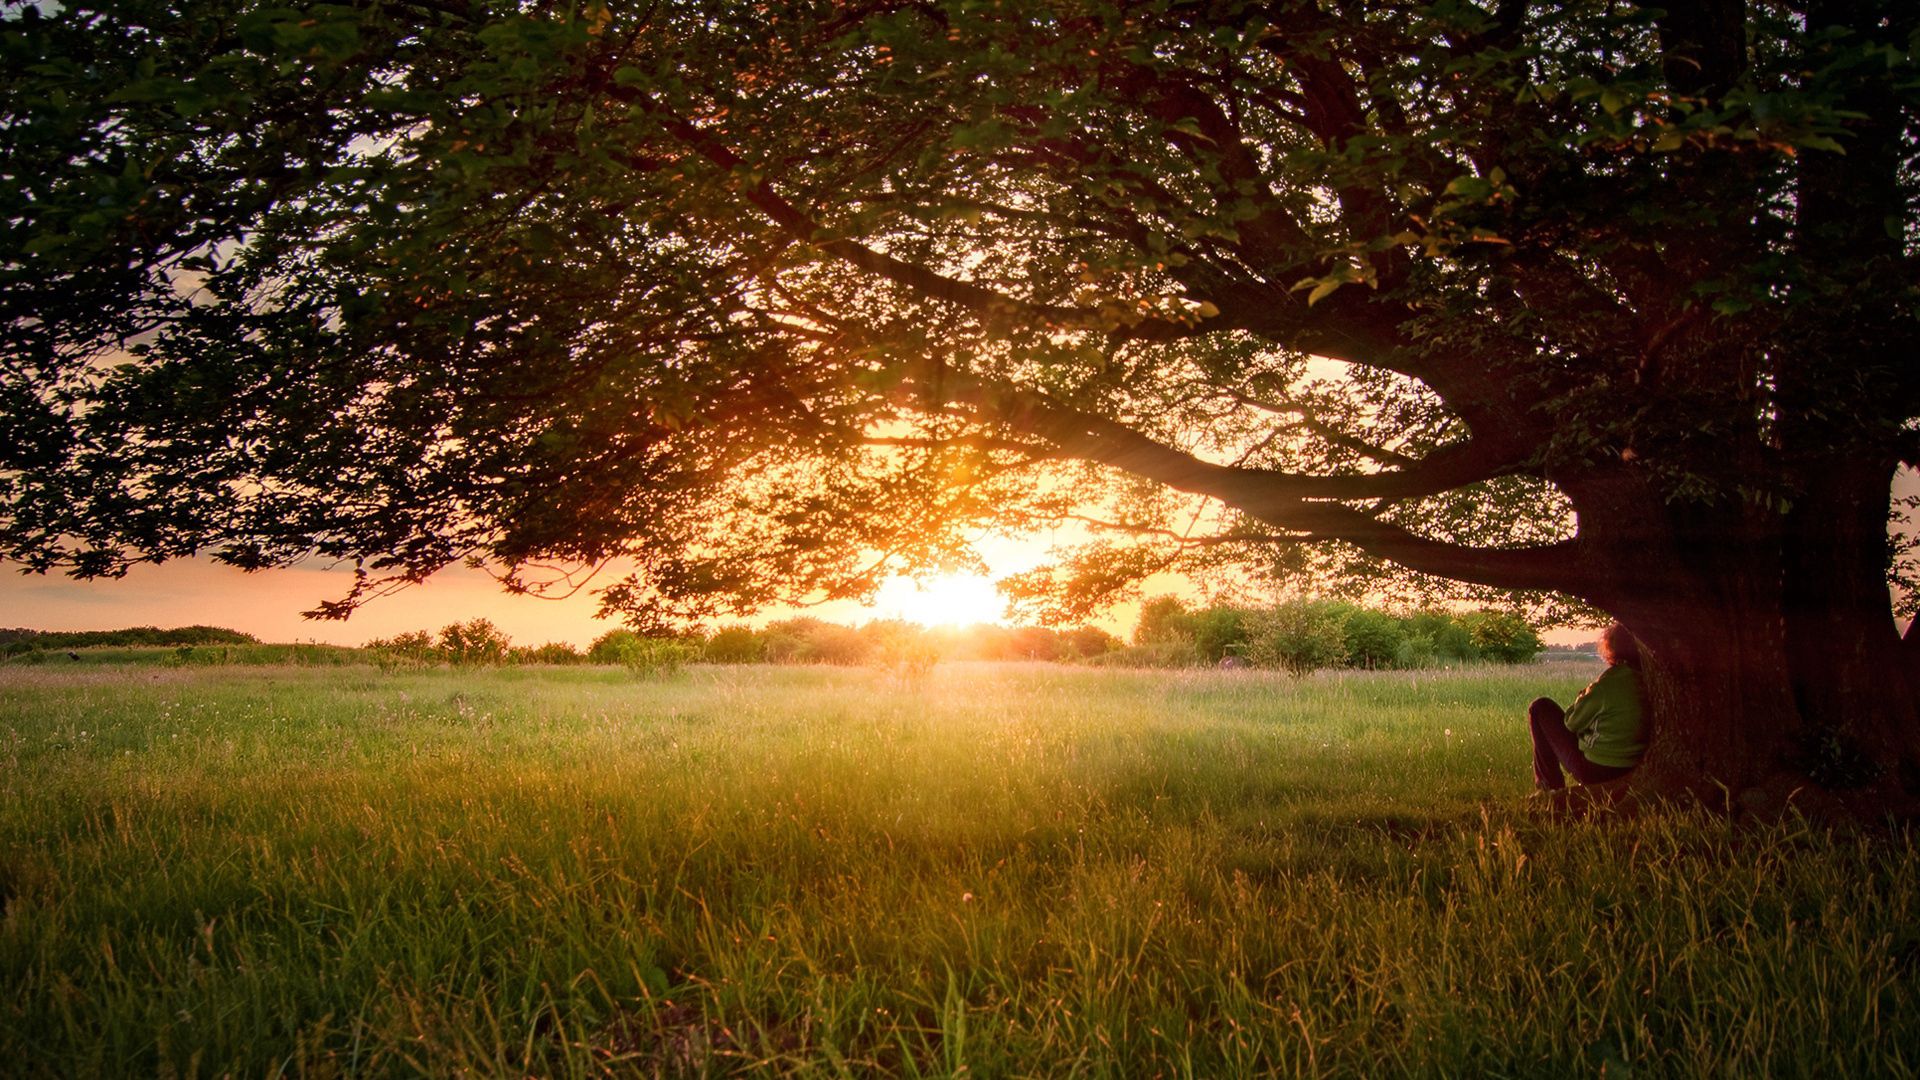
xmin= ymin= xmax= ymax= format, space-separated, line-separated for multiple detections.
xmin=915 ymin=369 xmax=1578 ymax=593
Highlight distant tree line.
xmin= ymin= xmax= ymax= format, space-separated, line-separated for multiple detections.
xmin=361 ymin=601 xmax=1542 ymax=675
xmin=1118 ymin=597 xmax=1544 ymax=675
xmin=363 ymin=618 xmax=1127 ymax=672
xmin=1 ymin=608 xmax=1544 ymax=673
xmin=0 ymin=625 xmax=258 ymax=656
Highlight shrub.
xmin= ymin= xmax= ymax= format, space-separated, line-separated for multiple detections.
xmin=703 ymin=625 xmax=765 ymax=664
xmin=754 ymin=619 xmax=872 ymax=665
xmin=1190 ymin=606 xmax=1253 ymax=664
xmin=796 ymin=622 xmax=871 ymax=665
xmin=168 ymin=638 xmax=235 ymax=664
xmin=1392 ymin=631 xmax=1439 ymax=669
xmin=1401 ymin=610 xmax=1478 ymax=663
xmin=1086 ymin=641 xmax=1203 ymax=668
xmin=365 ymin=629 xmax=437 ymax=662
xmin=1132 ymin=596 xmax=1195 ymax=645
xmin=1458 ymin=610 xmax=1544 ymax=664
xmin=436 ymin=619 xmax=511 ymax=665
xmin=626 ymin=638 xmax=696 ymax=675
xmin=512 ymin=642 xmax=582 ymax=665
xmin=1341 ymin=608 xmax=1404 ymax=669
xmin=588 ymin=629 xmax=693 ymax=674
xmin=588 ymin=629 xmax=644 ymax=665
xmin=1061 ymin=625 xmax=1122 ymax=659
xmin=759 ymin=618 xmax=825 ymax=663
xmin=1246 ymin=600 xmax=1348 ymax=677
xmin=0 ymin=625 xmax=259 ymax=649
xmin=956 ymin=623 xmax=1016 ymax=660
xmin=1007 ymin=626 xmax=1064 ymax=661
xmin=860 ymin=620 xmax=940 ymax=677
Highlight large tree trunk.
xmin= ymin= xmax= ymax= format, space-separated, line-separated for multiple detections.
xmin=1782 ymin=457 xmax=1920 ymax=800
xmin=1567 ymin=467 xmax=1920 ymax=818
xmin=1623 ymin=604 xmax=1797 ymax=807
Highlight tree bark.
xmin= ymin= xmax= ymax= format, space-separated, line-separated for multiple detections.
xmin=1783 ymin=458 xmax=1920 ymax=797
xmin=1564 ymin=465 xmax=1920 ymax=817
xmin=1626 ymin=610 xmax=1798 ymax=807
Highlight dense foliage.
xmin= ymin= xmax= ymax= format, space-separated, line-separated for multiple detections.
xmin=348 ymin=603 xmax=1534 ymax=673
xmin=1128 ymin=595 xmax=1540 ymax=673
xmin=0 ymin=624 xmax=258 ymax=650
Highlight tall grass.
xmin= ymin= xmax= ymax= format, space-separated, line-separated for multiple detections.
xmin=1 ymin=662 xmax=1913 ymax=1077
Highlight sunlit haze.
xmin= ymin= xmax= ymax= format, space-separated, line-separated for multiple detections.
xmin=870 ymin=572 xmax=1009 ymax=627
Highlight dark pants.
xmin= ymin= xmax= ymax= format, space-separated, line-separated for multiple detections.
xmin=1529 ymin=698 xmax=1635 ymax=790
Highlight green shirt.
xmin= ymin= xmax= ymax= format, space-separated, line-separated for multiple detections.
xmin=1563 ymin=664 xmax=1647 ymax=768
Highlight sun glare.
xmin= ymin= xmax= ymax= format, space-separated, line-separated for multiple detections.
xmin=872 ymin=572 xmax=1008 ymax=627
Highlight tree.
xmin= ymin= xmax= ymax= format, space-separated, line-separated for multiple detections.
xmin=3 ymin=1 xmax=1917 ymax=809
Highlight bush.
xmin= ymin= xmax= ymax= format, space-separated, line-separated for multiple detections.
xmin=1132 ymin=596 xmax=1195 ymax=645
xmin=511 ymin=642 xmax=582 ymax=665
xmin=436 ymin=619 xmax=511 ymax=666
xmin=628 ymin=638 xmax=696 ymax=675
xmin=0 ymin=625 xmax=259 ymax=649
xmin=703 ymin=625 xmax=765 ymax=664
xmin=755 ymin=619 xmax=871 ymax=665
xmin=1341 ymin=608 xmax=1404 ymax=669
xmin=587 ymin=629 xmax=644 ymax=665
xmin=1190 ymin=606 xmax=1253 ymax=664
xmin=1086 ymin=641 xmax=1203 ymax=668
xmin=1458 ymin=610 xmax=1544 ymax=664
xmin=588 ymin=629 xmax=693 ymax=675
xmin=1392 ymin=631 xmax=1439 ymax=669
xmin=365 ymin=630 xmax=437 ymax=662
xmin=759 ymin=618 xmax=820 ymax=663
xmin=1007 ymin=626 xmax=1064 ymax=661
xmin=1061 ymin=625 xmax=1122 ymax=659
xmin=797 ymin=622 xmax=872 ymax=665
xmin=1401 ymin=610 xmax=1478 ymax=663
xmin=954 ymin=624 xmax=1016 ymax=660
xmin=860 ymin=620 xmax=940 ymax=676
xmin=1246 ymin=600 xmax=1348 ymax=677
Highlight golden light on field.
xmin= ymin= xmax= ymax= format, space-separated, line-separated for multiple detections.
xmin=871 ymin=572 xmax=1008 ymax=627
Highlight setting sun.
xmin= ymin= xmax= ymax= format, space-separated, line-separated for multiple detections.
xmin=871 ymin=572 xmax=1008 ymax=627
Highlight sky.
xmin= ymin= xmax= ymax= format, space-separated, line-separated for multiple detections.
xmin=0 ymin=535 xmax=1168 ymax=646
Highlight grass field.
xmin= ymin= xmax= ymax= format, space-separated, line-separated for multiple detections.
xmin=1 ymin=660 xmax=1914 ymax=1077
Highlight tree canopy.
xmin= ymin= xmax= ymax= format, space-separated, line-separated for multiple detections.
xmin=4 ymin=0 xmax=1919 ymax=801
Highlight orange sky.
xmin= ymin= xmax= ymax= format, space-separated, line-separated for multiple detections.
xmin=0 ymin=536 xmax=1166 ymax=646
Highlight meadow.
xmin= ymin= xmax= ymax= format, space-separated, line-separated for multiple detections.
xmin=0 ymin=659 xmax=1914 ymax=1077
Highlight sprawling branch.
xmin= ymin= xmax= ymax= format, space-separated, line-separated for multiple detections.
xmin=905 ymin=367 xmax=1577 ymax=594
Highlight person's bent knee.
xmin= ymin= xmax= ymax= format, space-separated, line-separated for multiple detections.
xmin=1528 ymin=697 xmax=1559 ymax=722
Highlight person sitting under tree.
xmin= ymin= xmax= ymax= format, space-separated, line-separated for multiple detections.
xmin=1528 ymin=623 xmax=1647 ymax=791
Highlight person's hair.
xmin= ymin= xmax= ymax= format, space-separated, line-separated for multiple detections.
xmin=1598 ymin=622 xmax=1640 ymax=667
